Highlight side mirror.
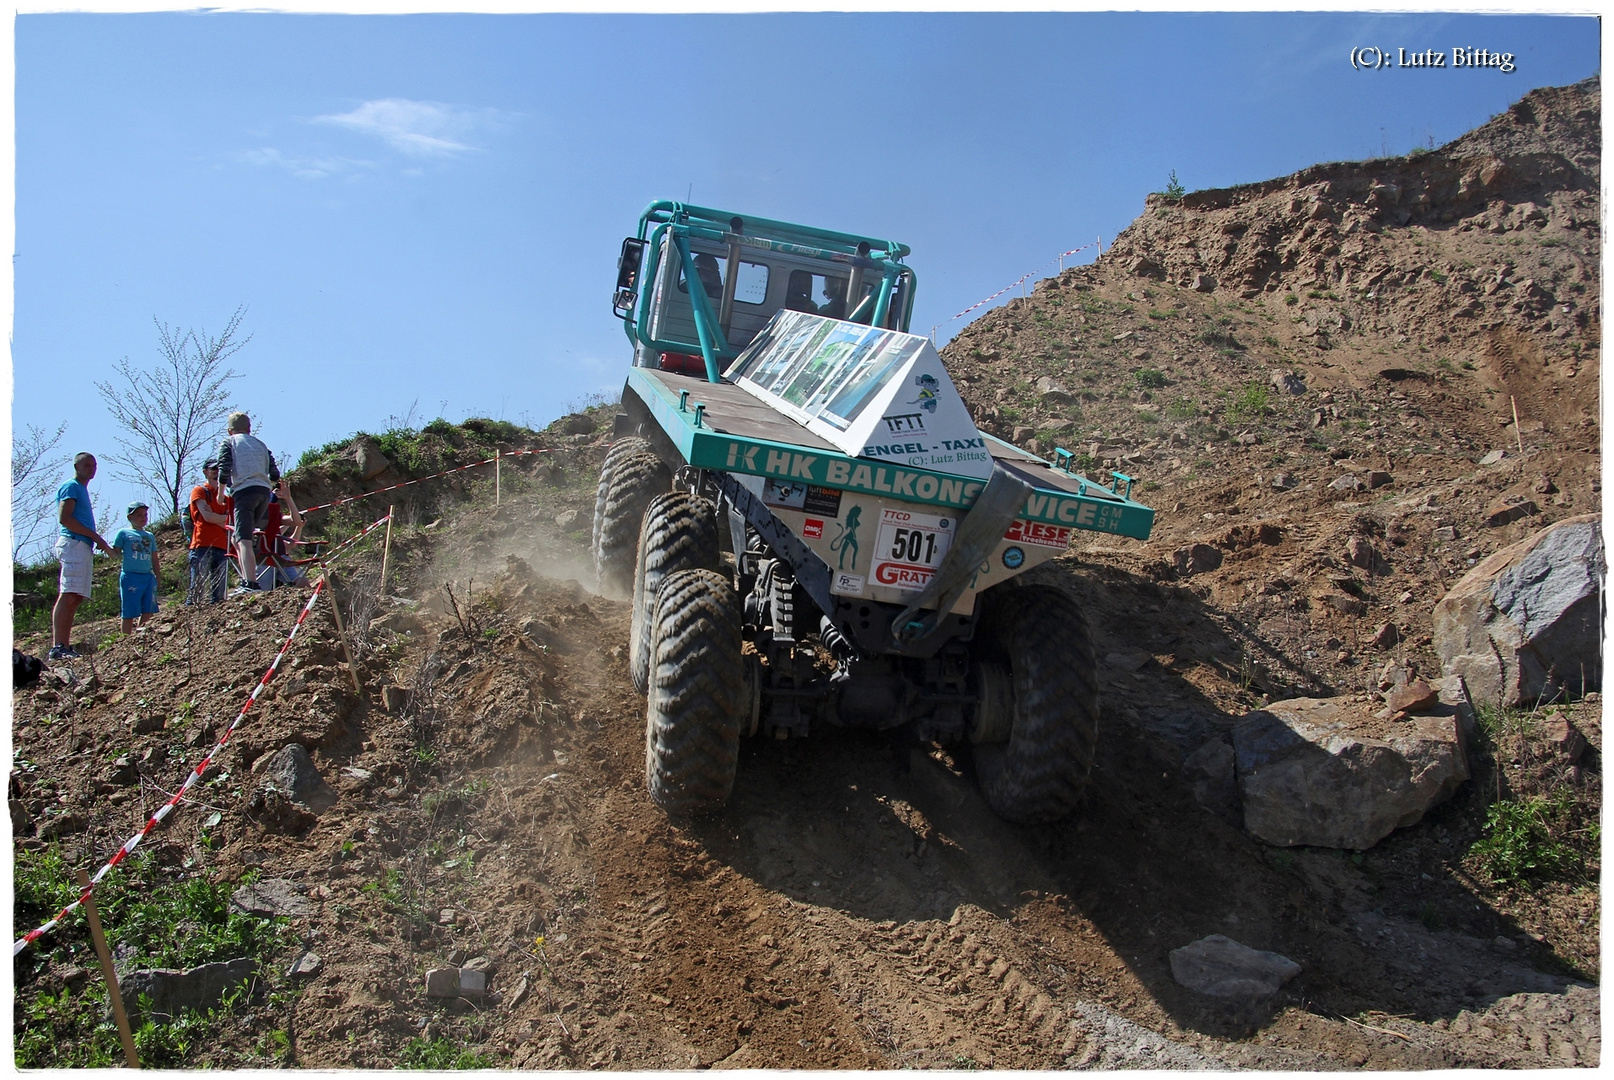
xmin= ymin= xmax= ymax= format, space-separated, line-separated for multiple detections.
xmin=616 ymin=237 xmax=646 ymax=292
xmin=613 ymin=237 xmax=647 ymax=317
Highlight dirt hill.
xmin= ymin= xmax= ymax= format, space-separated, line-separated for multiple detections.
xmin=10 ymin=79 xmax=1600 ymax=1068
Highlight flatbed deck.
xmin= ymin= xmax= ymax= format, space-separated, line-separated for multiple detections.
xmin=629 ymin=366 xmax=1154 ymax=540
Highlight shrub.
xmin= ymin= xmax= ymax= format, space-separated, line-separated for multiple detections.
xmin=1133 ymin=368 xmax=1168 ymax=389
xmin=400 ymin=1038 xmax=497 ymax=1069
xmin=1227 ymin=382 xmax=1271 ymax=419
xmin=1199 ymin=328 xmax=1241 ymax=350
xmin=1471 ymin=793 xmax=1584 ymax=888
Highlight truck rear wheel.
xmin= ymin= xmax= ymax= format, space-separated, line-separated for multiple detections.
xmin=591 ymin=437 xmax=651 ymax=560
xmin=594 ymin=446 xmax=670 ymax=594
xmin=645 ymin=568 xmax=744 ymax=814
xmin=973 ymin=585 xmax=1099 ymax=823
xmin=631 ymin=492 xmax=721 ymax=695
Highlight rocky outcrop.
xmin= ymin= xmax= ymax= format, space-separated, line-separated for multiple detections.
xmin=1102 ymin=77 xmax=1598 ymax=299
xmin=1433 ymin=514 xmax=1604 ymax=708
xmin=1233 ymin=696 xmax=1470 ymax=849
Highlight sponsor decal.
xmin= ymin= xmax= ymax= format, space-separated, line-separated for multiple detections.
xmin=882 ymin=412 xmax=926 ymax=434
xmin=803 ymin=517 xmax=824 ymax=539
xmin=832 ymin=571 xmax=865 ymax=595
xmin=871 ymin=508 xmax=955 ymax=594
xmin=765 ymin=480 xmax=842 ymax=517
xmin=1004 ymin=519 xmax=1072 ymax=549
xmin=1002 ymin=546 xmax=1025 ymax=570
xmin=908 ymin=372 xmax=940 ymax=413
xmin=829 ymin=506 xmax=863 ymax=571
xmin=763 ymin=478 xmax=808 ymax=509
xmin=875 ymin=562 xmax=936 ymax=589
xmin=803 ymin=486 xmax=843 ymax=516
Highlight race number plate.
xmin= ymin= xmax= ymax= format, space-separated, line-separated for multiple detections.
xmin=871 ymin=508 xmax=955 ymax=593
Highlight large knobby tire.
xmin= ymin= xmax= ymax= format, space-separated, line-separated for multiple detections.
xmin=631 ymin=492 xmax=721 ymax=696
xmin=973 ymin=585 xmax=1100 ymax=823
xmin=645 ymin=569 xmax=744 ymax=815
xmin=594 ymin=448 xmax=671 ymax=595
xmin=591 ymin=437 xmax=652 ymax=564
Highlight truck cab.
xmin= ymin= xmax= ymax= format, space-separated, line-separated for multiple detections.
xmin=613 ymin=201 xmax=917 ymax=381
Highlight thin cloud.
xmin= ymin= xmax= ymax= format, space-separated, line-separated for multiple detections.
xmin=239 ymin=147 xmax=370 ymax=180
xmin=312 ymin=98 xmax=500 ymax=157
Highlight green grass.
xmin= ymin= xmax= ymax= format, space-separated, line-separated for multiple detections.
xmin=1133 ymin=368 xmax=1167 ymax=389
xmin=13 ymin=846 xmax=291 ymax=1067
xmin=295 ymin=416 xmax=546 ymax=474
xmin=1225 ymin=382 xmax=1272 ymax=420
xmin=398 ymin=1037 xmax=497 ymax=1069
xmin=1470 ymin=793 xmax=1588 ymax=889
xmin=1165 ymin=399 xmax=1197 ymax=421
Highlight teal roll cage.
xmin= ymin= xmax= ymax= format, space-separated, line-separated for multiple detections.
xmin=615 ymin=200 xmax=918 ymax=384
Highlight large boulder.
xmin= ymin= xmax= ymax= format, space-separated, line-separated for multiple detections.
xmin=353 ymin=436 xmax=393 ymax=481
xmin=1433 ymin=514 xmax=1604 ymax=708
xmin=1233 ymin=696 xmax=1470 ymax=849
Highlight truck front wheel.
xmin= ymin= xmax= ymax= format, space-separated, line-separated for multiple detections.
xmin=631 ymin=491 xmax=721 ymax=695
xmin=972 ymin=585 xmax=1100 ymax=823
xmin=645 ymin=568 xmax=745 ymax=814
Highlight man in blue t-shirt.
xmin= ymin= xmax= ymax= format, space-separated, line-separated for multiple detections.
xmin=52 ymin=452 xmax=115 ymax=661
xmin=111 ymin=501 xmax=162 ymax=633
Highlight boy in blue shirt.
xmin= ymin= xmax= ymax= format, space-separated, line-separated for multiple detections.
xmin=111 ymin=501 xmax=161 ymax=633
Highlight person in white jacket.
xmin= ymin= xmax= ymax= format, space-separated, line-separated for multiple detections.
xmin=217 ymin=412 xmax=280 ymax=593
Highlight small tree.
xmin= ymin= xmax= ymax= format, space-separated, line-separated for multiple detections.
xmin=10 ymin=421 xmax=70 ymax=565
xmin=1162 ymin=170 xmax=1186 ymax=199
xmin=96 ymin=307 xmax=249 ymax=520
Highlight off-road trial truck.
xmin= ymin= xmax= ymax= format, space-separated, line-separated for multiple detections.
xmin=595 ymin=201 xmax=1154 ymax=823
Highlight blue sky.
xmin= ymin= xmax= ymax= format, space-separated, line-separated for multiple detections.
xmin=8 ymin=11 xmax=1600 ymax=550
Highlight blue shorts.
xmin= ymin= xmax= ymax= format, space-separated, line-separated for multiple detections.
xmin=120 ymin=573 xmax=158 ymax=619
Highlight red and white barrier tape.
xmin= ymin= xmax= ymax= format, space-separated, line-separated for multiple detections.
xmin=313 ymin=512 xmax=394 ymax=563
xmin=13 ymin=513 xmax=391 ymax=957
xmin=300 ymin=447 xmax=562 ymax=515
xmin=949 ymin=241 xmax=1101 ymax=322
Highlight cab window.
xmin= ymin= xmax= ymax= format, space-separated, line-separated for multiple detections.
xmin=678 ymin=256 xmax=770 ymax=305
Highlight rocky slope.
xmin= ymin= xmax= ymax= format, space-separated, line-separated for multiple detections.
xmin=944 ymin=75 xmax=1600 ymax=707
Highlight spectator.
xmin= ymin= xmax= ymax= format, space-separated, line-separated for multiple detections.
xmin=188 ymin=459 xmax=233 ymax=605
xmin=51 ymin=452 xmax=114 ymax=661
xmin=217 ymin=412 xmax=280 ymax=595
xmin=111 ymin=501 xmax=161 ymax=633
xmin=263 ymin=479 xmax=310 ymax=588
